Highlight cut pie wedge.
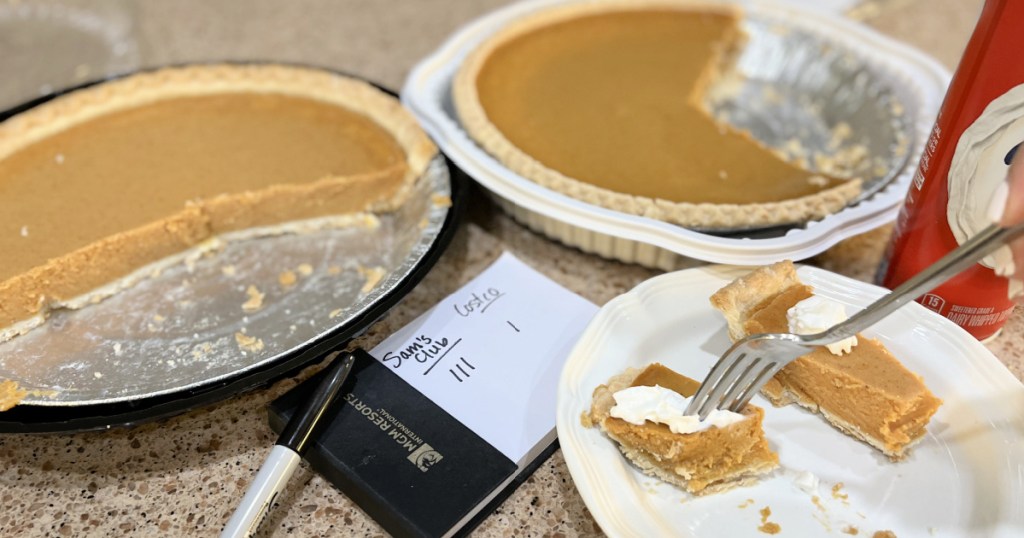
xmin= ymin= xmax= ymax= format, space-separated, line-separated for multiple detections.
xmin=710 ymin=261 xmax=942 ymax=460
xmin=585 ymin=362 xmax=779 ymax=495
xmin=0 ymin=64 xmax=437 ymax=341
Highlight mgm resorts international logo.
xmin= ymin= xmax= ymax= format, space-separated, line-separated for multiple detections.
xmin=407 ymin=443 xmax=443 ymax=472
xmin=344 ymin=394 xmax=443 ymax=472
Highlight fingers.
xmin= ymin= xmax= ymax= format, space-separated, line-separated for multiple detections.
xmin=1000 ymin=156 xmax=1024 ymax=282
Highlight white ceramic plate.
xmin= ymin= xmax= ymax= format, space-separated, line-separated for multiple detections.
xmin=556 ymin=265 xmax=1024 ymax=537
xmin=402 ymin=0 xmax=952 ymax=268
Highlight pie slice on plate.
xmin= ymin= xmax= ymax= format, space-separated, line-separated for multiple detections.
xmin=710 ymin=261 xmax=942 ymax=460
xmin=585 ymin=362 xmax=779 ymax=495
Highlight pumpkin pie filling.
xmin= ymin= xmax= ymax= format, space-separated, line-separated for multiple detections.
xmin=586 ymin=363 xmax=779 ymax=495
xmin=454 ymin=2 xmax=862 ymax=229
xmin=0 ymin=93 xmax=406 ymax=283
xmin=0 ymin=64 xmax=437 ymax=340
xmin=711 ymin=262 xmax=942 ymax=460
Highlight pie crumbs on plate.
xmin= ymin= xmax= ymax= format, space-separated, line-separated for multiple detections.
xmin=585 ymin=363 xmax=779 ymax=495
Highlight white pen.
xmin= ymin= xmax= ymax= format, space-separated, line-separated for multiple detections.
xmin=221 ymin=352 xmax=357 ymax=538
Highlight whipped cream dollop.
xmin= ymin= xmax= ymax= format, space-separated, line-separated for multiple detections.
xmin=786 ymin=295 xmax=858 ymax=356
xmin=792 ymin=470 xmax=820 ymax=495
xmin=609 ymin=385 xmax=746 ymax=434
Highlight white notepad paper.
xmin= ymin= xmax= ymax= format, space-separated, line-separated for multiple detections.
xmin=370 ymin=252 xmax=598 ymax=462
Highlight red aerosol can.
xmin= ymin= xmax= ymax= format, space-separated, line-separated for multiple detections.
xmin=878 ymin=0 xmax=1023 ymax=340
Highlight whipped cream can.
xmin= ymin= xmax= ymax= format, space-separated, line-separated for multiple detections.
xmin=878 ymin=0 xmax=1022 ymax=340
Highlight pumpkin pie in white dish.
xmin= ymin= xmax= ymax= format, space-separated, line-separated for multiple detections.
xmin=453 ymin=1 xmax=861 ymax=230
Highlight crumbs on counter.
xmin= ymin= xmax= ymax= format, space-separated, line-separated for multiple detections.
xmin=297 ymin=263 xmax=313 ymax=276
xmin=234 ymin=332 xmax=264 ymax=353
xmin=242 ymin=285 xmax=265 ymax=312
xmin=758 ymin=506 xmax=781 ymax=535
xmin=221 ymin=265 xmax=237 ymax=277
xmin=872 ymin=531 xmax=897 ymax=538
xmin=843 ymin=524 xmax=860 ymax=535
xmin=738 ymin=499 xmax=755 ymax=509
xmin=329 ymin=308 xmax=343 ymax=319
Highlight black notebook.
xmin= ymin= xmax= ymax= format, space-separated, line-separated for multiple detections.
xmin=269 ymin=254 xmax=597 ymax=537
xmin=269 ymin=349 xmax=558 ymax=537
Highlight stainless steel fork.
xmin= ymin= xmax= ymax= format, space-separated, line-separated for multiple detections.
xmin=684 ymin=222 xmax=1024 ymax=421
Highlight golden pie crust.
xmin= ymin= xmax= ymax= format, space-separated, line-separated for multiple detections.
xmin=0 ymin=64 xmax=437 ymax=341
xmin=711 ymin=262 xmax=942 ymax=460
xmin=585 ymin=363 xmax=779 ymax=495
xmin=453 ymin=0 xmax=862 ymax=230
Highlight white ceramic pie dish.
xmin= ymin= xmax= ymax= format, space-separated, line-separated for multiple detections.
xmin=401 ymin=0 xmax=952 ymax=268
xmin=556 ymin=265 xmax=1024 ymax=537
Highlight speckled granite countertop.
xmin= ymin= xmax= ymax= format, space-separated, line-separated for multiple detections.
xmin=0 ymin=0 xmax=1017 ymax=536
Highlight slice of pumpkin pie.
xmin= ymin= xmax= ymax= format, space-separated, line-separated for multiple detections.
xmin=710 ymin=261 xmax=942 ymax=460
xmin=585 ymin=362 xmax=779 ymax=495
